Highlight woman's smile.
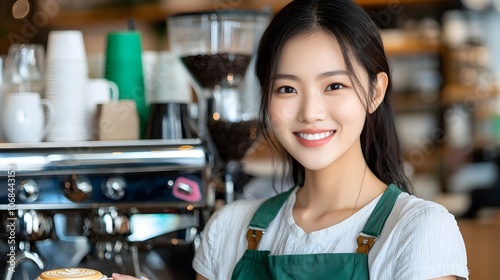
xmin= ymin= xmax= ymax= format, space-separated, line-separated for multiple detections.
xmin=294 ymin=130 xmax=335 ymax=147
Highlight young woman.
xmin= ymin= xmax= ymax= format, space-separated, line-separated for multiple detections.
xmin=113 ymin=0 xmax=468 ymax=279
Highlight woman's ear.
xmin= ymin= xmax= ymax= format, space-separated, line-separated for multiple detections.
xmin=369 ymin=72 xmax=388 ymax=114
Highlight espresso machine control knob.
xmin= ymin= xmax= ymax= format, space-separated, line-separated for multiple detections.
xmin=61 ymin=174 xmax=93 ymax=202
xmin=102 ymin=177 xmax=126 ymax=200
xmin=17 ymin=209 xmax=52 ymax=240
xmin=18 ymin=179 xmax=40 ymax=202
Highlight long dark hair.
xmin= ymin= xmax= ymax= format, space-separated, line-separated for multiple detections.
xmin=255 ymin=0 xmax=413 ymax=193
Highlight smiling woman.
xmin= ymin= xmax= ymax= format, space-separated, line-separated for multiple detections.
xmin=188 ymin=0 xmax=469 ymax=279
xmin=111 ymin=0 xmax=469 ymax=279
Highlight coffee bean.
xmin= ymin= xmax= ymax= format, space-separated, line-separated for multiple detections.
xmin=181 ymin=54 xmax=251 ymax=88
xmin=208 ymin=119 xmax=259 ymax=162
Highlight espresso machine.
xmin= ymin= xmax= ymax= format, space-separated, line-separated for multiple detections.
xmin=0 ymin=139 xmax=213 ymax=280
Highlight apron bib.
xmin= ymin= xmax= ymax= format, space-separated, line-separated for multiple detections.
xmin=231 ymin=184 xmax=401 ymax=280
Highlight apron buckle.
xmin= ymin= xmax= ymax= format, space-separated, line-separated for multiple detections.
xmin=246 ymin=227 xmax=265 ymax=250
xmin=355 ymin=233 xmax=378 ymax=255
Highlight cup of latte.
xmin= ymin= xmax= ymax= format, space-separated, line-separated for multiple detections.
xmin=37 ymin=268 xmax=108 ymax=280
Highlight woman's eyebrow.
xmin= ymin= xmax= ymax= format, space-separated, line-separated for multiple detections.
xmin=319 ymin=70 xmax=349 ymax=79
xmin=273 ymin=73 xmax=299 ymax=81
xmin=273 ymin=70 xmax=349 ymax=81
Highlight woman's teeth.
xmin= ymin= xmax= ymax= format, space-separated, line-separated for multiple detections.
xmin=297 ymin=131 xmax=334 ymax=140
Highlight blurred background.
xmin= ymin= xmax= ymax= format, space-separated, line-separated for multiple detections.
xmin=1 ymin=0 xmax=500 ymax=278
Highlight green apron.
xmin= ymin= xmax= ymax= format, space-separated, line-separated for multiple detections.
xmin=231 ymin=184 xmax=401 ymax=280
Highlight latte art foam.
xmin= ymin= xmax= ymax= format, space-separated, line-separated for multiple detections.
xmin=38 ymin=268 xmax=106 ymax=280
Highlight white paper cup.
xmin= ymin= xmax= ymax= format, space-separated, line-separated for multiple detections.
xmin=46 ymin=30 xmax=88 ymax=62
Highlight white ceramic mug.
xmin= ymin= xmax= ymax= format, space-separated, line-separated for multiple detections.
xmin=87 ymin=78 xmax=119 ymax=105
xmin=1 ymin=92 xmax=54 ymax=143
xmin=86 ymin=78 xmax=119 ymax=139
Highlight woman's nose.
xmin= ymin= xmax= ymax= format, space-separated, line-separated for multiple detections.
xmin=297 ymin=92 xmax=327 ymax=123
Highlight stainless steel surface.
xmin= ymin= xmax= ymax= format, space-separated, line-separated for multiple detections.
xmin=0 ymin=139 xmax=206 ymax=176
xmin=92 ymin=207 xmax=131 ymax=236
xmin=0 ymin=139 xmax=208 ymax=279
xmin=0 ymin=202 xmax=206 ymax=211
xmin=15 ymin=210 xmax=52 ymax=241
xmin=0 ymin=138 xmax=211 ymax=210
xmin=3 ymin=246 xmax=44 ymax=280
xmin=17 ymin=179 xmax=40 ymax=202
xmin=102 ymin=177 xmax=127 ymax=200
xmin=62 ymin=174 xmax=93 ymax=202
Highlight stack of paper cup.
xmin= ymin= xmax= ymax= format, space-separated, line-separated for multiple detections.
xmin=44 ymin=30 xmax=89 ymax=142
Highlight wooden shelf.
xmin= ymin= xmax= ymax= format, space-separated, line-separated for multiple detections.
xmin=356 ymin=0 xmax=449 ymax=7
xmin=385 ymin=41 xmax=440 ymax=56
xmin=392 ymin=93 xmax=440 ymax=112
xmin=45 ymin=0 xmax=450 ymax=27
xmin=46 ymin=0 xmax=284 ymax=27
xmin=442 ymin=84 xmax=499 ymax=106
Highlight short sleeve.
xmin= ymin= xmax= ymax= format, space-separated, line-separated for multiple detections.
xmin=393 ymin=205 xmax=469 ymax=279
xmin=192 ymin=199 xmax=264 ymax=279
xmin=192 ymin=208 xmax=222 ymax=280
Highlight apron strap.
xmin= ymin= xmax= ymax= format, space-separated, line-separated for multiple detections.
xmin=356 ymin=184 xmax=401 ymax=254
xmin=245 ymin=187 xmax=296 ymax=250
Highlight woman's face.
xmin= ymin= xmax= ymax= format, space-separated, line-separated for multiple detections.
xmin=269 ymin=31 xmax=372 ymax=171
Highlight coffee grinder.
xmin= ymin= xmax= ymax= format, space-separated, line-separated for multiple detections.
xmin=167 ymin=10 xmax=270 ymax=203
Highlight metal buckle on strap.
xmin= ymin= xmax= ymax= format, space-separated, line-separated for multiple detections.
xmin=246 ymin=226 xmax=265 ymax=250
xmin=355 ymin=232 xmax=378 ymax=255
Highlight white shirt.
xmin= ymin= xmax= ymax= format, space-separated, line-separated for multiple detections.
xmin=193 ymin=187 xmax=469 ymax=279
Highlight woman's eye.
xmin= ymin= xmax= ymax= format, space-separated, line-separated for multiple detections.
xmin=326 ymin=83 xmax=344 ymax=91
xmin=277 ymin=86 xmax=297 ymax=94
